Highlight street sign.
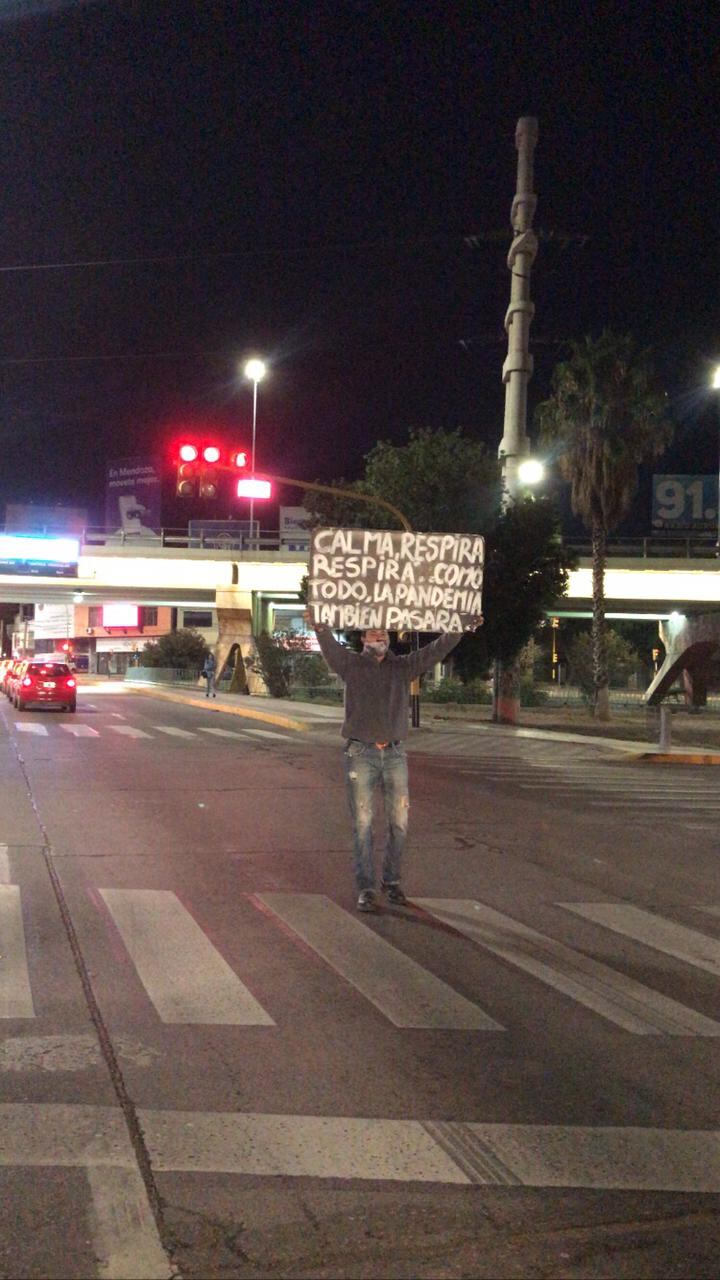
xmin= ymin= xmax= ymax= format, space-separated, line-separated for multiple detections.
xmin=308 ymin=528 xmax=484 ymax=632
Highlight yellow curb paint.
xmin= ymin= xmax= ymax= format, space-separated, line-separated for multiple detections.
xmin=127 ymin=685 xmax=309 ymax=733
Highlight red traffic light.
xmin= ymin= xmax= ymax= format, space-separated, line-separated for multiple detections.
xmin=179 ymin=443 xmax=199 ymax=462
xmin=202 ymin=445 xmax=221 ymax=464
xmin=232 ymin=450 xmax=248 ymax=468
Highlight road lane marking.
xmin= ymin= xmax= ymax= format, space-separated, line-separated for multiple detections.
xmin=416 ymin=899 xmax=720 ymax=1036
xmin=99 ymin=889 xmax=275 ymax=1025
xmin=152 ymin=726 xmax=197 ymax=738
xmin=241 ymin=727 xmax=291 ymax=740
xmin=0 ymin=846 xmax=9 ymax=884
xmin=110 ymin=713 xmax=127 ymax=719
xmin=561 ymin=903 xmax=720 ymax=978
xmin=3 ymin=1103 xmax=720 ymax=1193
xmin=0 ymin=885 xmax=35 ymax=1018
xmin=14 ymin=723 xmax=48 ymax=735
xmin=107 ymin=725 xmax=153 ymax=739
xmin=198 ymin=727 xmax=248 ymax=739
xmin=86 ymin=1165 xmax=172 ymax=1280
xmin=259 ymin=893 xmax=501 ymax=1030
xmin=61 ymin=724 xmax=101 ymax=738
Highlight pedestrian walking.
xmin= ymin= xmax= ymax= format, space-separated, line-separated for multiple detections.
xmin=202 ymin=651 xmax=217 ymax=698
xmin=308 ymin=612 xmax=483 ymax=911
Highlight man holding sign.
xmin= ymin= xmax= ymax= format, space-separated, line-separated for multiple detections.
xmin=306 ymin=527 xmax=484 ymax=912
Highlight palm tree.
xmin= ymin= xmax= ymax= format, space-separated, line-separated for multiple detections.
xmin=536 ymin=332 xmax=673 ymax=720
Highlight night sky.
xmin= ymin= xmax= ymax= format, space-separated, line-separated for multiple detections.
xmin=1 ymin=0 xmax=718 ymax=529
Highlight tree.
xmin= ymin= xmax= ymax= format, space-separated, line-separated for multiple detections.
xmin=304 ymin=428 xmax=575 ymax=712
xmin=304 ymin=428 xmax=501 ymax=533
xmin=567 ymin=628 xmax=641 ymax=703
xmin=141 ymin=628 xmax=209 ymax=669
xmin=536 ymin=332 xmax=673 ymax=720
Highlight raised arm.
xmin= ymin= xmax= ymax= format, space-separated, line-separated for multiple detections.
xmin=312 ymin=620 xmax=352 ymax=678
xmin=401 ymin=615 xmax=484 ymax=678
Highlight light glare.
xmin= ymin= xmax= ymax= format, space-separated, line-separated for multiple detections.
xmin=518 ymin=458 xmax=545 ymax=485
xmin=179 ymin=444 xmax=199 ymax=462
xmin=244 ymin=357 xmax=267 ymax=383
xmin=712 ymin=366 xmax=720 ymax=390
xmin=237 ymin=478 xmax=271 ymax=499
xmin=202 ymin=445 xmax=221 ymax=463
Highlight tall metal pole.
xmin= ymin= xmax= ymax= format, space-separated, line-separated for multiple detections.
xmin=499 ymin=117 xmax=539 ymax=503
xmin=249 ymin=377 xmax=258 ymax=545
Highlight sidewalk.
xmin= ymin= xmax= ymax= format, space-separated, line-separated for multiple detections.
xmin=119 ymin=678 xmax=720 ymax=762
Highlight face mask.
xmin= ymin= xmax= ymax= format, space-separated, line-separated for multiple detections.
xmin=363 ymin=641 xmax=388 ymax=657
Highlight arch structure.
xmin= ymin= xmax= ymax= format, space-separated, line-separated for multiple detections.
xmin=644 ymin=613 xmax=720 ymax=707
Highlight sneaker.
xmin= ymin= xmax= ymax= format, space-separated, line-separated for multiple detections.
xmin=357 ymin=889 xmax=378 ymax=913
xmin=381 ymin=882 xmax=408 ymax=906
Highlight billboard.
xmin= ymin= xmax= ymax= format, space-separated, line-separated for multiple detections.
xmin=280 ymin=506 xmax=311 ymax=550
xmin=34 ymin=603 xmax=74 ymax=639
xmin=308 ymin=528 xmax=484 ymax=632
xmin=105 ymin=458 xmax=161 ymax=535
xmin=652 ymin=475 xmax=718 ymax=530
xmin=0 ymin=534 xmax=79 ymax=578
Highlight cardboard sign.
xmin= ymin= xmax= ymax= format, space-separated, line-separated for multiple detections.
xmin=309 ymin=528 xmax=484 ymax=632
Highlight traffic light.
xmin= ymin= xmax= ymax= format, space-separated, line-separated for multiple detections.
xmin=231 ymin=449 xmax=248 ymax=469
xmin=199 ymin=444 xmax=221 ymax=499
xmin=176 ymin=443 xmax=199 ymax=497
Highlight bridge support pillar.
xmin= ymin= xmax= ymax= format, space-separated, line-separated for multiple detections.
xmin=214 ymin=607 xmax=266 ymax=696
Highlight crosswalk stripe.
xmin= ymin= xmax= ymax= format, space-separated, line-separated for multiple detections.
xmin=0 ymin=886 xmax=35 ymax=1018
xmin=258 ymin=893 xmax=501 ymax=1030
xmin=60 ymin=724 xmax=100 ymax=738
xmin=153 ymin=726 xmax=197 ymax=738
xmin=85 ymin=1165 xmax=172 ymax=1280
xmin=416 ymin=899 xmax=720 ymax=1036
xmin=241 ymin=727 xmax=291 ymax=740
xmin=107 ymin=725 xmax=153 ymax=739
xmin=0 ymin=846 xmax=10 ymax=884
xmin=561 ymin=903 xmax=720 ymax=978
xmin=2 ymin=1102 xmax=720 ymax=1192
xmin=198 ymin=727 xmax=248 ymax=739
xmin=99 ymin=889 xmax=274 ymax=1025
xmin=14 ymin=722 xmax=48 ymax=735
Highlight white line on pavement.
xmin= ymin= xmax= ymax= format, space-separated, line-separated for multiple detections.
xmin=99 ymin=889 xmax=275 ymax=1025
xmin=14 ymin=723 xmax=48 ymax=735
xmin=0 ymin=886 xmax=36 ymax=1018
xmin=60 ymin=724 xmax=101 ymax=738
xmin=259 ymin=893 xmax=501 ymax=1030
xmin=107 ymin=725 xmax=153 ymax=739
xmin=152 ymin=726 xmax=197 ymax=738
xmin=0 ymin=846 xmax=10 ymax=884
xmin=416 ymin=899 xmax=720 ymax=1036
xmin=198 ymin=727 xmax=249 ymax=739
xmin=85 ymin=1165 xmax=173 ymax=1280
xmin=561 ymin=903 xmax=720 ymax=978
xmin=241 ymin=727 xmax=291 ymax=740
xmin=110 ymin=713 xmax=127 ymax=719
xmin=3 ymin=1102 xmax=720 ymax=1192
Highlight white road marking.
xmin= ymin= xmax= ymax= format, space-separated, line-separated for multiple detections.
xmin=110 ymin=712 xmax=127 ymax=719
xmin=259 ymin=893 xmax=501 ymax=1030
xmin=14 ymin=722 xmax=48 ymax=735
xmin=0 ymin=885 xmax=35 ymax=1018
xmin=416 ymin=899 xmax=720 ymax=1036
xmin=100 ymin=889 xmax=274 ymax=1025
xmin=241 ymin=727 xmax=291 ymax=740
xmin=562 ymin=903 xmax=720 ymax=978
xmin=0 ymin=845 xmax=10 ymax=884
xmin=86 ymin=1165 xmax=172 ymax=1280
xmin=2 ymin=1102 xmax=720 ymax=1193
xmin=198 ymin=727 xmax=248 ymax=739
xmin=152 ymin=726 xmax=197 ymax=738
xmin=108 ymin=725 xmax=153 ymax=739
xmin=61 ymin=723 xmax=101 ymax=738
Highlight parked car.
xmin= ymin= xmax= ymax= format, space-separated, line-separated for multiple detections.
xmin=12 ymin=659 xmax=77 ymax=712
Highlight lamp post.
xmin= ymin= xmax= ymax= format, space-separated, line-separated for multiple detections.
xmin=243 ymin=357 xmax=267 ymax=545
xmin=707 ymin=368 xmax=712 ymax=552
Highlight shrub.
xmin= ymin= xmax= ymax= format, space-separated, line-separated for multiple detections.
xmin=141 ymin=628 xmax=208 ymax=670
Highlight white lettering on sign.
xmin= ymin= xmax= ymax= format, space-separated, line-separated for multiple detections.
xmin=309 ymin=529 xmax=484 ymax=633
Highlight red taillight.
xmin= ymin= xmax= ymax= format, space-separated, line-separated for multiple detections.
xmin=22 ymin=675 xmax=32 ymax=687
xmin=66 ymin=678 xmax=76 ymax=688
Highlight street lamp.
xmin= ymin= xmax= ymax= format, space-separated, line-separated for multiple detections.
xmin=518 ymin=457 xmax=545 ymax=486
xmin=243 ymin=357 xmax=267 ymax=544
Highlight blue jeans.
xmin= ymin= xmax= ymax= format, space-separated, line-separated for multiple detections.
xmin=205 ymin=674 xmax=215 ymax=696
xmin=343 ymin=740 xmax=410 ymax=892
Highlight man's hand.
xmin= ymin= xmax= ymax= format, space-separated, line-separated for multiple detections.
xmin=464 ymin=613 xmax=484 ymax=631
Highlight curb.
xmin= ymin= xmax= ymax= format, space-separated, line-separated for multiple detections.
xmin=125 ymin=683 xmax=310 ymax=733
xmin=632 ymin=751 xmax=720 ymax=766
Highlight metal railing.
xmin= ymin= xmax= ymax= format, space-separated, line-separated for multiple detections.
xmin=564 ymin=532 xmax=718 ymax=559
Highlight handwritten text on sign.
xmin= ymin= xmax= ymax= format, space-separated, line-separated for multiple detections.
xmin=309 ymin=528 xmax=484 ymax=632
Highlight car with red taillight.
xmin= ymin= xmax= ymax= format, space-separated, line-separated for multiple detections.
xmin=3 ymin=658 xmax=23 ymax=699
xmin=13 ymin=660 xmax=77 ymax=712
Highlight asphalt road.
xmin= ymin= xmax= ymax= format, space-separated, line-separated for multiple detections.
xmin=2 ymin=684 xmax=720 ymax=1279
